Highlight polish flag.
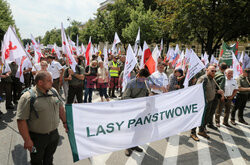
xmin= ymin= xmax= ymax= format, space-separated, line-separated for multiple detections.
xmin=31 ymin=34 xmax=43 ymax=63
xmin=61 ymin=23 xmax=77 ymax=71
xmin=1 ymin=26 xmax=26 ymax=62
xmin=145 ymin=45 xmax=159 ymax=74
xmin=17 ymin=56 xmax=27 ymax=83
xmin=139 ymin=41 xmax=152 ymax=69
xmin=85 ymin=37 xmax=92 ymax=66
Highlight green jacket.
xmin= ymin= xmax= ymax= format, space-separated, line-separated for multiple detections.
xmin=214 ymin=70 xmax=225 ymax=91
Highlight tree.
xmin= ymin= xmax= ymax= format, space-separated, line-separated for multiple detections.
xmin=0 ymin=0 xmax=19 ymax=40
xmin=159 ymin=0 xmax=250 ymax=57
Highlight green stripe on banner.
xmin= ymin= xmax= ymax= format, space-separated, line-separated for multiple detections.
xmin=65 ymin=104 xmax=79 ymax=162
xmin=201 ymin=82 xmax=207 ymax=124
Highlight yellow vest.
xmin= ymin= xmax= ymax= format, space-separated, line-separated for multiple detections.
xmin=109 ymin=61 xmax=119 ymax=77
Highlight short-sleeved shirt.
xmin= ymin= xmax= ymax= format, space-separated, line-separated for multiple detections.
xmin=16 ymin=86 xmax=62 ymax=134
xmin=64 ymin=65 xmax=84 ymax=86
xmin=224 ymin=78 xmax=238 ymax=97
xmin=149 ymin=71 xmax=169 ymax=94
xmin=48 ymin=60 xmax=63 ymax=79
xmin=237 ymin=75 xmax=250 ymax=95
xmin=0 ymin=63 xmax=11 ymax=82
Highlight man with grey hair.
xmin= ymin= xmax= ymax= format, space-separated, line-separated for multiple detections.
xmin=215 ymin=68 xmax=238 ymax=127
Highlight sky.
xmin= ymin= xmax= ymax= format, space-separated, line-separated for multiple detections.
xmin=6 ymin=0 xmax=104 ymax=39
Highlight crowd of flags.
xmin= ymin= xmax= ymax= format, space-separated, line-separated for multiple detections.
xmin=0 ymin=24 xmax=249 ymax=88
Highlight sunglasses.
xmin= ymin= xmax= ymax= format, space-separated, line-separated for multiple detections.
xmin=211 ymin=70 xmax=216 ymax=72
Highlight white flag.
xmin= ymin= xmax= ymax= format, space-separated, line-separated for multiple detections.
xmin=61 ymin=23 xmax=77 ymax=71
xmin=152 ymin=45 xmax=160 ymax=71
xmin=76 ymin=35 xmax=80 ymax=56
xmin=134 ymin=27 xmax=140 ymax=54
xmin=81 ymin=43 xmax=85 ymax=55
xmin=103 ymin=46 xmax=108 ymax=69
xmin=239 ymin=51 xmax=244 ymax=64
xmin=184 ymin=51 xmax=205 ymax=88
xmin=111 ymin=32 xmax=121 ymax=53
xmin=159 ymin=38 xmax=163 ymax=56
xmin=53 ymin=43 xmax=61 ymax=59
xmin=232 ymin=51 xmax=242 ymax=79
xmin=137 ymin=46 xmax=143 ymax=57
xmin=31 ymin=34 xmax=43 ymax=63
xmin=203 ymin=52 xmax=209 ymax=66
xmin=122 ymin=44 xmax=137 ymax=92
xmin=210 ymin=55 xmax=218 ymax=65
xmin=1 ymin=26 xmax=26 ymax=62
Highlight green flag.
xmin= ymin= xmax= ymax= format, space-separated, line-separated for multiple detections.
xmin=219 ymin=42 xmax=238 ymax=66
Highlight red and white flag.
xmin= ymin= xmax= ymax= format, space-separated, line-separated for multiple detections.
xmin=140 ymin=41 xmax=152 ymax=69
xmin=232 ymin=51 xmax=242 ymax=79
xmin=85 ymin=37 xmax=92 ymax=66
xmin=61 ymin=23 xmax=77 ymax=71
xmin=31 ymin=34 xmax=43 ymax=63
xmin=53 ymin=43 xmax=61 ymax=59
xmin=17 ymin=56 xmax=27 ymax=83
xmin=1 ymin=26 xmax=26 ymax=62
xmin=145 ymin=45 xmax=160 ymax=74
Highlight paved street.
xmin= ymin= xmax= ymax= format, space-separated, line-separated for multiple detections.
xmin=0 ymin=91 xmax=249 ymax=165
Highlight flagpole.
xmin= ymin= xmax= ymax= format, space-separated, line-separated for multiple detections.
xmin=10 ymin=26 xmax=38 ymax=71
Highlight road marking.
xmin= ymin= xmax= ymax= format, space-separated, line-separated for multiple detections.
xmin=219 ymin=125 xmax=246 ymax=165
xmin=91 ymin=153 xmax=112 ymax=165
xmin=125 ymin=144 xmax=149 ymax=165
xmin=197 ymin=137 xmax=212 ymax=165
xmin=163 ymin=134 xmax=180 ymax=165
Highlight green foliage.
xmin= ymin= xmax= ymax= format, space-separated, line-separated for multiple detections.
xmin=0 ymin=0 xmax=19 ymax=40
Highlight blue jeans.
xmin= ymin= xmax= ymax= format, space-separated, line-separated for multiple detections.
xmin=84 ymin=80 xmax=94 ymax=103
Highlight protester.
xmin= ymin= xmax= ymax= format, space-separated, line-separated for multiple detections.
xmin=0 ymin=58 xmax=14 ymax=110
xmin=22 ymin=53 xmax=33 ymax=88
xmin=169 ymin=68 xmax=183 ymax=91
xmin=208 ymin=63 xmax=227 ymax=130
xmin=16 ymin=71 xmax=67 ymax=165
xmin=31 ymin=57 xmax=47 ymax=75
xmin=108 ymin=56 xmax=120 ymax=98
xmin=149 ymin=62 xmax=169 ymax=94
xmin=97 ymin=61 xmax=109 ymax=102
xmin=9 ymin=60 xmax=22 ymax=105
xmin=196 ymin=65 xmax=224 ymax=139
xmin=64 ymin=56 xmax=85 ymax=104
xmin=122 ymin=69 xmax=150 ymax=156
xmin=231 ymin=68 xmax=250 ymax=125
xmin=47 ymin=55 xmax=64 ymax=92
xmin=84 ymin=60 xmax=98 ymax=103
xmin=215 ymin=69 xmax=238 ymax=127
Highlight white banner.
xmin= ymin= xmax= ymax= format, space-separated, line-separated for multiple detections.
xmin=66 ymin=84 xmax=205 ymax=162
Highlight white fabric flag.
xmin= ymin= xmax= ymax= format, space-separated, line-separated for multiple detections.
xmin=134 ymin=27 xmax=140 ymax=54
xmin=81 ymin=43 xmax=85 ymax=55
xmin=151 ymin=45 xmax=160 ymax=71
xmin=203 ymin=52 xmax=209 ymax=66
xmin=184 ymin=51 xmax=205 ymax=88
xmin=1 ymin=26 xmax=26 ymax=62
xmin=239 ymin=51 xmax=244 ymax=64
xmin=31 ymin=34 xmax=43 ymax=63
xmin=53 ymin=43 xmax=61 ymax=59
xmin=111 ymin=32 xmax=121 ymax=53
xmin=122 ymin=44 xmax=137 ymax=92
xmin=210 ymin=55 xmax=218 ymax=65
xmin=232 ymin=51 xmax=242 ymax=79
xmin=61 ymin=23 xmax=77 ymax=72
xmin=76 ymin=35 xmax=80 ymax=56
xmin=65 ymin=83 xmax=205 ymax=162
xmin=103 ymin=46 xmax=109 ymax=69
xmin=139 ymin=41 xmax=149 ymax=69
xmin=159 ymin=38 xmax=163 ymax=56
xmin=137 ymin=46 xmax=143 ymax=57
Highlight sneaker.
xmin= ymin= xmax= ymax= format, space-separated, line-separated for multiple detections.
xmin=198 ymin=131 xmax=210 ymax=139
xmin=223 ymin=123 xmax=232 ymax=128
xmin=207 ymin=124 xmax=218 ymax=130
xmin=239 ymin=120 xmax=248 ymax=125
xmin=125 ymin=149 xmax=132 ymax=157
xmin=216 ymin=123 xmax=220 ymax=127
xmin=131 ymin=146 xmax=143 ymax=152
xmin=230 ymin=120 xmax=236 ymax=125
xmin=190 ymin=134 xmax=200 ymax=141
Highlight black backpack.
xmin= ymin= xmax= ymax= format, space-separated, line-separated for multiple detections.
xmin=21 ymin=87 xmax=63 ymax=119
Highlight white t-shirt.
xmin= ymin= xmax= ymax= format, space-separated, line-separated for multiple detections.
xmin=48 ymin=60 xmax=63 ymax=79
xmin=224 ymin=78 xmax=238 ymax=97
xmin=149 ymin=70 xmax=169 ymax=94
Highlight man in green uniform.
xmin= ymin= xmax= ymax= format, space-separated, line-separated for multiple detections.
xmin=16 ymin=71 xmax=67 ymax=165
xmin=122 ymin=69 xmax=151 ymax=156
xmin=231 ymin=68 xmax=250 ymax=125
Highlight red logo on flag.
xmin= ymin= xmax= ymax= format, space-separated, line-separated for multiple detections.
xmin=5 ymin=41 xmax=17 ymax=59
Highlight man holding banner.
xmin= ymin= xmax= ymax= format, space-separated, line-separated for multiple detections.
xmin=122 ymin=69 xmax=150 ymax=156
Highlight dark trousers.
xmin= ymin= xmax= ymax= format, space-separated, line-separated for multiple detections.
xmin=97 ymin=83 xmax=109 ymax=98
xmin=199 ymin=101 xmax=213 ymax=132
xmin=11 ymin=77 xmax=22 ymax=103
xmin=215 ymin=99 xmax=232 ymax=124
xmin=231 ymin=94 xmax=248 ymax=121
xmin=84 ymin=80 xmax=95 ymax=103
xmin=24 ymin=73 xmax=31 ymax=88
xmin=208 ymin=95 xmax=219 ymax=125
xmin=191 ymin=127 xmax=196 ymax=134
xmin=67 ymin=85 xmax=83 ymax=104
xmin=109 ymin=77 xmax=119 ymax=97
xmin=52 ymin=78 xmax=60 ymax=93
xmin=0 ymin=81 xmax=12 ymax=107
xmin=29 ymin=129 xmax=59 ymax=165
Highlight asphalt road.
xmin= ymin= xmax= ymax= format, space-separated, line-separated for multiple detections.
xmin=0 ymin=91 xmax=249 ymax=165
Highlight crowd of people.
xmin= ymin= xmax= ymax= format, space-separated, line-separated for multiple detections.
xmin=0 ymin=48 xmax=249 ymax=163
